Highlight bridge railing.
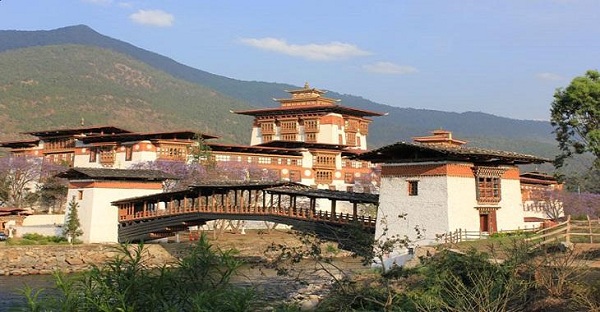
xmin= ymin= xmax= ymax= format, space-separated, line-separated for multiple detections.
xmin=120 ymin=203 xmax=375 ymax=228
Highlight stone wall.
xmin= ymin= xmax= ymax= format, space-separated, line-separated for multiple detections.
xmin=0 ymin=244 xmax=181 ymax=276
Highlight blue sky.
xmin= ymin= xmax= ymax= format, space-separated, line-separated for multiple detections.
xmin=1 ymin=0 xmax=598 ymax=121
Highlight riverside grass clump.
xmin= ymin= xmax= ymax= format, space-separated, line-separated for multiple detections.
xmin=14 ymin=235 xmax=256 ymax=312
xmin=6 ymin=233 xmax=69 ymax=245
xmin=320 ymin=245 xmax=600 ymax=312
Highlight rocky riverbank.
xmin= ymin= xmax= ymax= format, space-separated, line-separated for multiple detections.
xmin=0 ymin=244 xmax=179 ymax=276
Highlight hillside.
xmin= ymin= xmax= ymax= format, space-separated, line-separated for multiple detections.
xmin=0 ymin=25 xmax=558 ymax=157
xmin=0 ymin=45 xmax=252 ymax=143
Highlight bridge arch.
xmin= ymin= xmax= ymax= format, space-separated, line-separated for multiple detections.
xmin=113 ymin=181 xmax=378 ymax=243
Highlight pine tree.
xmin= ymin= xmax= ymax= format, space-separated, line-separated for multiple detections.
xmin=63 ymin=197 xmax=83 ymax=243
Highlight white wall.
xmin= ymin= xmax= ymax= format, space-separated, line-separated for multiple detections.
xmin=249 ymin=127 xmax=261 ymax=145
xmin=22 ymin=214 xmax=66 ymax=226
xmin=496 ymin=179 xmax=527 ymax=231
xmin=376 ymin=175 xmax=449 ymax=245
xmin=66 ymin=186 xmax=162 ymax=244
xmin=447 ymin=176 xmax=479 ymax=233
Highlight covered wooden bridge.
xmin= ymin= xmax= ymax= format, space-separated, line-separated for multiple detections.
xmin=113 ymin=181 xmax=378 ymax=243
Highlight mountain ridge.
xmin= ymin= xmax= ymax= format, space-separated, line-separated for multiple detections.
xmin=0 ymin=25 xmax=556 ymax=155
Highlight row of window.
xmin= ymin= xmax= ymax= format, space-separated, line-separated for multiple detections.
xmin=44 ymin=138 xmax=76 ymax=150
xmin=342 ymin=160 xmax=365 ymax=169
xmin=262 ymin=133 xmax=318 ymax=143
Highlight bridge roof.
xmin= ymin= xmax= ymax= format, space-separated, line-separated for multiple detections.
xmin=266 ymin=185 xmax=379 ymax=204
xmin=112 ymin=181 xmax=302 ymax=205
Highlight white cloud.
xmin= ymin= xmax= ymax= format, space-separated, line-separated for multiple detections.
xmin=363 ymin=62 xmax=418 ymax=75
xmin=239 ymin=37 xmax=370 ymax=61
xmin=536 ymin=72 xmax=563 ymax=81
xmin=129 ymin=9 xmax=174 ymax=27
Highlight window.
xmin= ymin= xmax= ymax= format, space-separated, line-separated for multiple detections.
xmin=262 ymin=134 xmax=273 ymax=143
xmin=477 ymin=177 xmax=501 ymax=203
xmin=345 ymin=133 xmax=356 ymax=146
xmin=289 ymin=170 xmax=301 ymax=182
xmin=280 ymin=120 xmax=297 ymax=133
xmin=215 ymin=154 xmax=231 ymax=162
xmin=260 ymin=122 xmax=275 ymax=134
xmin=99 ymin=147 xmax=116 ymax=165
xmin=157 ymin=144 xmax=187 ymax=161
xmin=305 ymin=133 xmax=317 ymax=143
xmin=125 ymin=145 xmax=133 ymax=161
xmin=313 ymin=154 xmax=336 ymax=168
xmin=258 ymin=157 xmax=271 ymax=164
xmin=344 ymin=173 xmax=354 ymax=184
xmin=77 ymin=190 xmax=84 ymax=200
xmin=89 ymin=148 xmax=97 ymax=162
xmin=315 ymin=170 xmax=333 ymax=184
xmin=304 ymin=119 xmax=319 ymax=132
xmin=408 ymin=180 xmax=419 ymax=196
xmin=281 ymin=134 xmax=297 ymax=141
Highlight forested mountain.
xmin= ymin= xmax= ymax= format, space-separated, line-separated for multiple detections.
xmin=0 ymin=25 xmax=556 ymax=157
xmin=0 ymin=45 xmax=251 ymax=143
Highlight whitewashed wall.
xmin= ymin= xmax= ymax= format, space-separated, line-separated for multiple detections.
xmin=22 ymin=214 xmax=66 ymax=226
xmin=447 ymin=176 xmax=479 ymax=233
xmin=376 ymin=175 xmax=449 ymax=245
xmin=66 ymin=187 xmax=162 ymax=244
xmin=496 ymin=179 xmax=527 ymax=231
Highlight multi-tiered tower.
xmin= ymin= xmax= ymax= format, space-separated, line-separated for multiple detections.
xmin=235 ymin=83 xmax=383 ymax=150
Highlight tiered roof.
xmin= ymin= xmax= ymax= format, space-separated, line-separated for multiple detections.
xmin=358 ymin=130 xmax=549 ymax=165
xmin=234 ymin=82 xmax=384 ymax=118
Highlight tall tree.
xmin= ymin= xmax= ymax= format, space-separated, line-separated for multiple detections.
xmin=551 ymin=70 xmax=600 ymax=168
xmin=63 ymin=198 xmax=83 ymax=243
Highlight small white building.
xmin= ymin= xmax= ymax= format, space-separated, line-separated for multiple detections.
xmin=58 ymin=168 xmax=175 ymax=243
xmin=358 ymin=130 xmax=549 ymax=249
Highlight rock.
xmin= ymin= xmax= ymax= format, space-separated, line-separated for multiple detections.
xmin=299 ymin=297 xmax=320 ymax=311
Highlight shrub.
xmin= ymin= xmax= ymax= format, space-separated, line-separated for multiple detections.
xmin=15 ymin=234 xmax=257 ymax=311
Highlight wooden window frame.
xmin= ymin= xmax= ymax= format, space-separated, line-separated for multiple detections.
xmin=476 ymin=176 xmax=501 ymax=203
xmin=125 ymin=145 xmax=133 ymax=161
xmin=408 ymin=180 xmax=419 ymax=196
xmin=89 ymin=148 xmax=97 ymax=163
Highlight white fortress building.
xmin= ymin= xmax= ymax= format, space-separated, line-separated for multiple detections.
xmin=358 ymin=130 xmax=549 ymax=248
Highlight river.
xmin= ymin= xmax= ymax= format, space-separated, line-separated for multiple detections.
xmin=0 ymin=257 xmax=368 ymax=311
xmin=0 ymin=274 xmax=57 ymax=311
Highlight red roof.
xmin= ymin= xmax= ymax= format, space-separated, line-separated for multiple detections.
xmin=79 ymin=130 xmax=218 ymax=144
xmin=234 ymin=104 xmax=385 ymax=118
xmin=24 ymin=125 xmax=132 ymax=138
xmin=357 ymin=141 xmax=549 ymax=165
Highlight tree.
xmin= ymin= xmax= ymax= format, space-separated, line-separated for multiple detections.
xmin=551 ymin=70 xmax=600 ymax=168
xmin=0 ymin=156 xmax=43 ymax=208
xmin=63 ymin=198 xmax=83 ymax=243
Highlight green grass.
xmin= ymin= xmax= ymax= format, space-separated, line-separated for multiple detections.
xmin=5 ymin=233 xmax=70 ymax=245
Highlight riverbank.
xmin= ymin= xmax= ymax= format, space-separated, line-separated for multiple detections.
xmin=0 ymin=230 xmax=365 ymax=310
xmin=0 ymin=229 xmax=353 ymax=276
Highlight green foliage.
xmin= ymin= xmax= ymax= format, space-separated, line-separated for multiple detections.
xmin=63 ymin=198 xmax=83 ymax=242
xmin=7 ymin=233 xmax=68 ymax=245
xmin=551 ymin=70 xmax=600 ymax=168
xmin=0 ymin=45 xmax=252 ymax=144
xmin=37 ymin=176 xmax=68 ymax=213
xmin=14 ymin=235 xmax=256 ymax=312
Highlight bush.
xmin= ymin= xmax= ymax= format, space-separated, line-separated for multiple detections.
xmin=10 ymin=234 xmax=68 ymax=245
xmin=15 ymin=234 xmax=257 ymax=311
